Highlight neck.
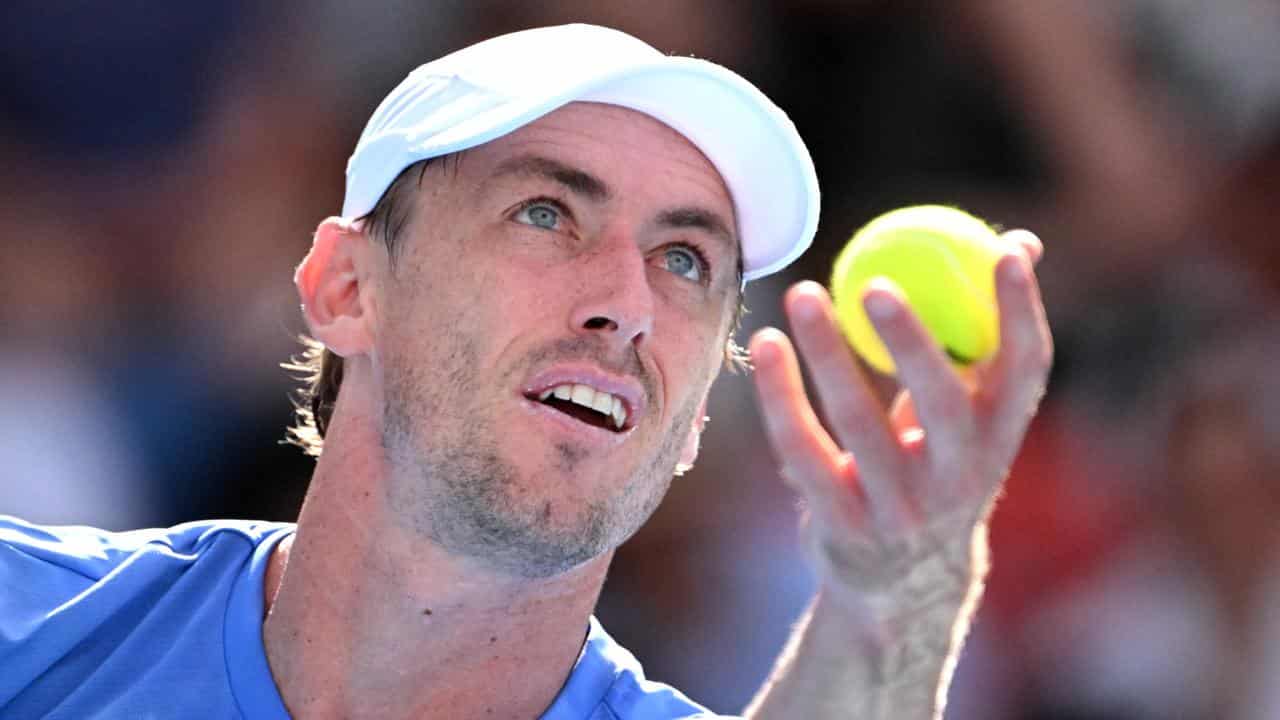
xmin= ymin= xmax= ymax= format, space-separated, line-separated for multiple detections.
xmin=263 ymin=386 xmax=610 ymax=720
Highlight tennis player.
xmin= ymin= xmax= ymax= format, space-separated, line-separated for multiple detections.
xmin=0 ymin=24 xmax=1050 ymax=720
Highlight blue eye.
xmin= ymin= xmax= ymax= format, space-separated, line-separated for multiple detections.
xmin=663 ymin=246 xmax=704 ymax=282
xmin=516 ymin=202 xmax=561 ymax=230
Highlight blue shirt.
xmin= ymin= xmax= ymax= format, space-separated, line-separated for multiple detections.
xmin=0 ymin=516 xmax=729 ymax=719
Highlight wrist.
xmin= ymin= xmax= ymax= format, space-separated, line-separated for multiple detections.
xmin=818 ymin=513 xmax=990 ymax=621
xmin=813 ymin=519 xmax=992 ymax=675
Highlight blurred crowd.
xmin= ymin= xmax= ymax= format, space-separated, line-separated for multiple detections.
xmin=2 ymin=1 xmax=1278 ymax=718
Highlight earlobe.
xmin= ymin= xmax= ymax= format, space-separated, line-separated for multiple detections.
xmin=295 ymin=217 xmax=376 ymax=358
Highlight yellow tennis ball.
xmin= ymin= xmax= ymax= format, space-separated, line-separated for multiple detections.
xmin=829 ymin=205 xmax=1005 ymax=375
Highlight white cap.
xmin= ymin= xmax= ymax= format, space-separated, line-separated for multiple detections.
xmin=342 ymin=23 xmax=820 ymax=283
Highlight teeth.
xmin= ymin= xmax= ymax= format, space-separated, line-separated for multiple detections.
xmin=571 ymin=384 xmax=594 ymax=406
xmin=538 ymin=382 xmax=630 ymax=429
xmin=590 ymin=391 xmax=613 ymax=415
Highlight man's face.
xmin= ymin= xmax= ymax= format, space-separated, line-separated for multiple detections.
xmin=372 ymin=102 xmax=740 ymax=577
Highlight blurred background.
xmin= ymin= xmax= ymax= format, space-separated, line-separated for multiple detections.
xmin=3 ymin=1 xmax=1278 ymax=717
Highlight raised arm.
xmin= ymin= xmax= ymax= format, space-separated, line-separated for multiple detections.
xmin=743 ymin=233 xmax=1052 ymax=719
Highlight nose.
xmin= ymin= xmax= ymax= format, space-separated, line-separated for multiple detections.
xmin=568 ymin=229 xmax=654 ymax=349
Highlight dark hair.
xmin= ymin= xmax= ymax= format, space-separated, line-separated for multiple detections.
xmin=285 ymin=158 xmax=748 ymax=457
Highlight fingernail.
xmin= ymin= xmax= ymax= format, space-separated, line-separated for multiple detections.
xmin=793 ymin=295 xmax=823 ymax=323
xmin=864 ymin=291 xmax=897 ymax=320
xmin=1003 ymin=229 xmax=1043 ymax=262
xmin=750 ymin=329 xmax=783 ymax=361
xmin=751 ymin=338 xmax=779 ymax=365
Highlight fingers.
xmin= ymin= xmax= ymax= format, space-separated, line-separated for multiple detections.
xmin=783 ymin=283 xmax=903 ymax=484
xmin=887 ymin=392 xmax=924 ymax=446
xmin=862 ymin=278 xmax=975 ymax=452
xmin=986 ymin=252 xmax=1053 ymax=451
xmin=752 ymin=228 xmax=1051 ymax=533
xmin=748 ymin=327 xmax=861 ymax=516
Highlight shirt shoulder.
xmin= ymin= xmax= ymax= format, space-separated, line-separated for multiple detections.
xmin=0 ymin=516 xmax=295 ymax=719
xmin=0 ymin=515 xmax=291 ymax=578
xmin=541 ymin=617 xmax=740 ymax=720
xmin=0 ymin=515 xmax=292 ymax=620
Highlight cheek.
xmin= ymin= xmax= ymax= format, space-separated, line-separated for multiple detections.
xmin=380 ymin=261 xmax=487 ymax=369
xmin=659 ymin=304 xmax=729 ymax=394
xmin=684 ymin=288 xmax=736 ymax=361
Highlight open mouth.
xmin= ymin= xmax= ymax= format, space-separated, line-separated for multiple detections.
xmin=525 ymin=383 xmax=629 ymax=433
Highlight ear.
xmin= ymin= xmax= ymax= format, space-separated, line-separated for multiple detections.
xmin=675 ymin=398 xmax=711 ymax=475
xmin=295 ymin=217 xmax=378 ymax=358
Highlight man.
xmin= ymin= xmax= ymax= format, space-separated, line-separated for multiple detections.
xmin=0 ymin=23 xmax=1051 ymax=719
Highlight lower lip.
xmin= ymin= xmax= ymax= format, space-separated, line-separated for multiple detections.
xmin=518 ymin=397 xmax=633 ymax=446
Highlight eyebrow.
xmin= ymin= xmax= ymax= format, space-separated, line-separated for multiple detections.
xmin=491 ymin=154 xmax=611 ymax=202
xmin=656 ymin=207 xmax=736 ymax=256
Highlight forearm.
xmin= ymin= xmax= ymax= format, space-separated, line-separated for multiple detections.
xmin=745 ymin=522 xmax=990 ymax=720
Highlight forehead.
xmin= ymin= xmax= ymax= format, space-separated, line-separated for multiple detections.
xmin=463 ymin=102 xmax=737 ymax=228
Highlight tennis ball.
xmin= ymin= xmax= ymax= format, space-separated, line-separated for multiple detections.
xmin=829 ymin=205 xmax=1005 ymax=376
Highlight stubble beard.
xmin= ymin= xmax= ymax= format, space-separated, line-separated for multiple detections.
xmin=380 ymin=333 xmax=695 ymax=579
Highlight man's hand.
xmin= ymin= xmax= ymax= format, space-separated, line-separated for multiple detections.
xmin=743 ymin=231 xmax=1051 ymax=719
